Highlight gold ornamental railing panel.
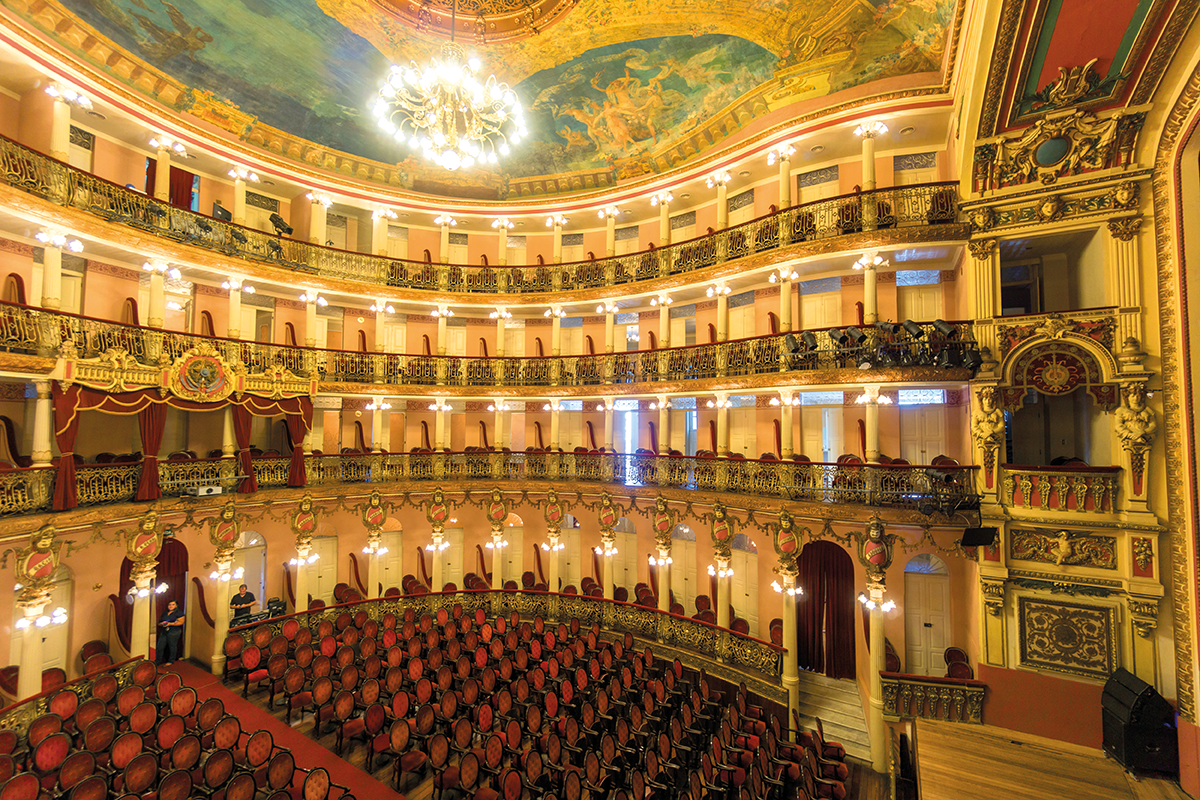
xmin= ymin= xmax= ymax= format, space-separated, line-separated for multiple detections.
xmin=1000 ymin=465 xmax=1121 ymax=514
xmin=880 ymin=672 xmax=986 ymax=724
xmin=0 ymin=134 xmax=960 ymax=296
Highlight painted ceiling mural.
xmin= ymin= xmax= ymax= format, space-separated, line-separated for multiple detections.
xmin=13 ymin=0 xmax=960 ymax=197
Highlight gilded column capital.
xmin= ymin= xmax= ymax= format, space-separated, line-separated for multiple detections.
xmin=1128 ymin=597 xmax=1159 ymax=638
xmin=968 ymin=238 xmax=997 ymax=260
xmin=1107 ymin=215 xmax=1143 ymax=242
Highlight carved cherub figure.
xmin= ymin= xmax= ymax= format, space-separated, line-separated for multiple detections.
xmin=1115 ymin=383 xmax=1156 ymax=450
xmin=971 ymin=387 xmax=1005 ymax=448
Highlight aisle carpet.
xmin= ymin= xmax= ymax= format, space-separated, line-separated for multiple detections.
xmin=165 ymin=661 xmax=410 ymax=800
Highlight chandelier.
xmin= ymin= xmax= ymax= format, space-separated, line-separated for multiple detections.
xmin=373 ymin=0 xmax=525 ymax=171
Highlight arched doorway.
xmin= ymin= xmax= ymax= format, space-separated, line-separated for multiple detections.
xmin=903 ymin=553 xmax=950 ymax=676
xmin=118 ymin=537 xmax=188 ymax=660
xmin=10 ymin=565 xmax=72 ymax=675
xmin=795 ymin=541 xmax=856 ymax=679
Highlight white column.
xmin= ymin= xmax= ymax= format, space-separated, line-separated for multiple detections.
xmin=294 ymin=543 xmax=312 ymax=612
xmin=551 ymin=314 xmax=562 ymax=356
xmin=437 ymin=313 xmax=448 ymax=355
xmin=549 ymin=403 xmax=560 ymax=450
xmin=306 ymin=405 xmax=325 ymax=454
xmin=605 ymin=310 xmax=616 ymax=353
xmin=374 ymin=304 xmax=388 ymax=353
xmin=491 ymin=531 xmax=504 ymax=588
xmin=308 ymin=194 xmax=329 ymax=245
xmin=16 ymin=599 xmax=48 ymax=700
xmin=602 ymin=399 xmax=615 ymax=451
xmin=547 ymin=532 xmax=561 ymax=593
xmin=716 ymin=292 xmax=729 ymax=342
xmin=31 ymin=381 xmax=53 ymax=467
xmin=715 ymin=396 xmax=730 ymax=457
xmin=227 ymin=286 xmax=242 ymax=340
xmin=209 ymin=557 xmax=233 ymax=675
xmin=656 ymin=195 xmax=671 ymax=246
xmin=439 ymin=219 xmax=453 ymax=264
xmin=371 ymin=406 xmax=384 ymax=452
xmin=777 ymin=149 xmax=793 ymax=209
xmin=303 ymin=298 xmax=318 ymax=348
xmin=380 ymin=409 xmax=392 ymax=453
xmin=430 ymin=530 xmax=445 ymax=590
xmin=129 ymin=570 xmax=154 ymax=658
xmin=495 ymin=220 xmax=511 ymax=266
xmin=603 ymin=546 xmax=615 ymax=600
xmin=495 ymin=313 xmax=507 ymax=357
xmin=658 ymin=306 xmax=670 ymax=349
xmin=40 ymin=243 xmax=62 ymax=311
xmin=780 ymin=392 xmax=795 ymax=459
xmin=716 ymin=183 xmax=729 ymax=230
xmin=779 ymin=275 xmax=793 ymax=333
xmin=493 ymin=402 xmax=505 ymax=449
xmin=221 ymin=406 xmax=236 ymax=457
xmin=371 ymin=212 xmax=390 ymax=256
xmin=863 ymin=385 xmax=881 ymax=463
xmin=434 ymin=406 xmax=447 ymax=450
xmin=147 ymin=272 xmax=166 ymax=329
xmin=863 ymin=260 xmax=879 ymax=325
xmin=860 ymin=127 xmax=880 ymax=191
xmin=716 ymin=559 xmax=731 ymax=628
xmin=549 ymin=215 xmax=566 ymax=264
xmin=367 ymin=549 xmax=381 ymax=599
xmin=656 ymin=550 xmax=671 ymax=613
xmin=232 ymin=177 xmax=247 ymax=226
xmin=154 ymin=144 xmax=171 ymax=202
xmin=50 ymin=96 xmax=71 ymax=162
xmin=781 ymin=574 xmax=801 ymax=737
xmin=657 ymin=397 xmax=670 ymax=456
xmin=606 ymin=214 xmax=617 ymax=257
xmin=868 ymin=583 xmax=887 ymax=772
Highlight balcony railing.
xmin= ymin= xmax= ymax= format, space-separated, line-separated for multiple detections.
xmin=880 ymin=672 xmax=986 ymax=723
xmin=4 ymin=451 xmax=978 ymax=516
xmin=0 ymin=301 xmax=976 ymax=389
xmin=1000 ymin=464 xmax=1120 ymax=514
xmin=227 ymin=589 xmax=786 ymax=691
xmin=0 ymin=134 xmax=961 ymax=295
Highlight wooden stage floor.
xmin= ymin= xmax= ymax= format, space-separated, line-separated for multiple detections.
xmin=916 ymin=720 xmax=1189 ymax=800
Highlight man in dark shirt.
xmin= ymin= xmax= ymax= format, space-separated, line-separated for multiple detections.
xmin=157 ymin=601 xmax=185 ymax=665
xmin=230 ymin=584 xmax=256 ymax=622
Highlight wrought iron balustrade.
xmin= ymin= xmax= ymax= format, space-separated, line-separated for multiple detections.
xmin=0 ymin=302 xmax=975 ymax=390
xmin=880 ymin=672 xmax=986 ymax=724
xmin=75 ymin=462 xmax=141 ymax=506
xmin=0 ymin=467 xmax=53 ymax=516
xmin=0 ymin=134 xmax=961 ymax=295
xmin=1000 ymin=464 xmax=1121 ymax=514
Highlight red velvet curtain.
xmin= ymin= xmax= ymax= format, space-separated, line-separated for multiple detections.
xmin=232 ymin=404 xmax=258 ymax=494
xmin=135 ymin=403 xmax=166 ymax=501
xmin=795 ymin=541 xmax=857 ymax=679
xmin=284 ymin=401 xmax=312 ymax=487
xmin=169 ymin=168 xmax=193 ymax=210
xmin=155 ymin=539 xmax=189 ymax=617
xmin=51 ymin=383 xmax=81 ymax=511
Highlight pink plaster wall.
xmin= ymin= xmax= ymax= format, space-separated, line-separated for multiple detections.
xmin=0 ymin=93 xmax=21 ymax=140
xmin=82 ymin=265 xmax=140 ymax=321
xmin=17 ymin=89 xmax=52 ymax=154
xmin=91 ymin=137 xmax=148 ymax=191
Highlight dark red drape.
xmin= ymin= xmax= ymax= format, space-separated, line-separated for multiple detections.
xmin=52 ymin=383 xmax=81 ymax=510
xmin=232 ymin=404 xmax=257 ymax=494
xmin=135 ymin=403 xmax=166 ymax=501
xmin=284 ymin=400 xmax=312 ymax=487
xmin=795 ymin=541 xmax=857 ymax=680
xmin=169 ymin=167 xmax=193 ymax=210
xmin=155 ymin=538 xmax=189 ymax=617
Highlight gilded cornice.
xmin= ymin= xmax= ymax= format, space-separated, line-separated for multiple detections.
xmin=317 ymin=365 xmax=973 ymax=399
xmin=0 ymin=353 xmax=55 ymax=374
xmin=0 ymin=180 xmax=970 ymax=307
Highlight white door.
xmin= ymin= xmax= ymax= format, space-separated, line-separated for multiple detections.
xmin=894 ymin=167 xmax=938 ymax=186
xmin=61 ymin=274 xmax=83 ymax=315
xmin=670 ymin=220 xmax=696 ymax=243
xmin=728 ymin=203 xmax=756 ymax=227
xmin=313 ymin=317 xmax=329 ymax=350
xmin=670 ymin=317 xmax=689 ymax=347
xmin=560 ymin=411 xmax=584 ymax=452
xmin=446 ymin=328 xmax=467 ymax=357
xmin=325 ymin=219 xmax=347 ymax=250
xmin=440 ymin=528 xmax=464 ymax=589
xmin=561 ymin=243 xmax=586 ymax=263
xmin=900 ymin=406 xmax=947 ymax=465
xmin=231 ymin=544 xmax=266 ymax=610
xmin=802 ymin=407 xmax=843 ymax=462
xmin=386 ymin=226 xmax=409 ymax=260
xmin=245 ymin=205 xmax=276 ymax=235
xmin=801 ymin=293 xmax=841 ymax=329
xmin=502 ymin=530 xmax=525 ymax=586
xmin=728 ymin=408 xmax=755 ymax=457
xmin=240 ymin=307 xmax=258 ymax=342
xmin=729 ymin=549 xmax=759 ymax=637
xmin=448 ymin=241 xmax=469 ymax=264
xmin=506 ymin=238 xmax=526 ymax=266
xmin=310 ymin=536 xmax=339 ymax=604
xmin=728 ymin=306 xmax=756 ymax=340
xmin=904 ymin=572 xmax=951 ymax=676
xmin=798 ymin=179 xmax=840 ymax=205
xmin=381 ymin=530 xmax=404 ymax=593
xmin=669 ymin=410 xmax=687 ymax=453
xmin=560 ymin=327 xmax=583 ymax=356
xmin=384 ymin=323 xmax=407 ymax=354
xmin=897 ymin=285 xmax=944 ymax=322
xmin=504 ymin=329 xmax=525 ymax=357
xmin=68 ymin=140 xmax=93 ymax=172
xmin=670 ymin=539 xmax=697 ymax=614
xmin=560 ymin=528 xmax=583 ymax=591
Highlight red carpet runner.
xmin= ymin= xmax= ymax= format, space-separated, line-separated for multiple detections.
xmin=166 ymin=662 xmax=410 ymax=800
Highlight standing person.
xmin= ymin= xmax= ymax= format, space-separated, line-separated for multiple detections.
xmin=157 ymin=601 xmax=185 ymax=665
xmin=230 ymin=584 xmax=256 ymax=622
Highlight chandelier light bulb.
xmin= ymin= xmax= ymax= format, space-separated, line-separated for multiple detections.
xmin=365 ymin=399 xmax=392 ymax=411
xmin=650 ymin=190 xmax=673 ymax=206
xmin=143 ymin=260 xmax=169 ymax=274
xmin=228 ymin=166 xmax=260 ymax=182
xmin=46 ymin=83 xmax=92 ymax=110
xmin=544 ymin=307 xmax=566 ymax=318
xmin=706 ymin=171 xmax=732 ymax=188
xmin=854 ymin=120 xmax=888 ymax=138
xmin=370 ymin=300 xmax=396 ymax=313
xmin=36 ymin=230 xmax=83 ymax=252
xmin=155 ymin=582 xmax=168 ymax=594
xmin=767 ymin=143 xmax=796 ymax=165
xmin=435 ymin=214 xmax=457 ymax=226
xmin=150 ymin=135 xmax=186 ymax=155
xmin=493 ymin=217 xmax=515 ymax=230
xmin=853 ymin=251 xmax=887 ymax=270
xmin=373 ymin=207 xmax=398 ymax=220
xmin=598 ymin=206 xmax=620 ymax=220
xmin=306 ymin=191 xmax=333 ymax=207
xmin=546 ymin=214 xmax=568 ymax=227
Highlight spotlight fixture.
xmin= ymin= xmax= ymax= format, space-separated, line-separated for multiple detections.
xmin=650 ymin=190 xmax=673 ymax=206
xmin=937 ymin=348 xmax=959 ymax=369
xmin=766 ymin=143 xmax=795 ymax=165
xmin=45 ymin=83 xmax=92 ymax=109
xmin=228 ymin=166 xmax=259 ymax=182
xmin=828 ymin=328 xmax=848 ymax=346
xmin=901 ymin=320 xmax=926 ymax=339
xmin=932 ymin=319 xmax=959 ymax=339
xmin=370 ymin=300 xmax=396 ymax=314
xmin=801 ymin=331 xmax=819 ymax=351
xmin=845 ymin=327 xmax=868 ymax=346
xmin=269 ymin=213 xmax=293 ymax=236
xmin=35 ymin=230 xmax=83 ymax=252
xmin=962 ymin=348 xmax=984 ymax=372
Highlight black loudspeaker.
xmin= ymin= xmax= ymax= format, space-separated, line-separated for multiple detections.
xmin=212 ymin=202 xmax=232 ymax=222
xmin=1102 ymin=668 xmax=1178 ymax=774
xmin=961 ymin=526 xmax=998 ymax=547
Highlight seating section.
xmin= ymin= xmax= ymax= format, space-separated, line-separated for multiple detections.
xmin=224 ymin=605 xmax=850 ymax=800
xmin=0 ymin=659 xmax=350 ymax=800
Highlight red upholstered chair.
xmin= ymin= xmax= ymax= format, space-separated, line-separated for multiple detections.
xmin=385 ymin=718 xmax=429 ymax=791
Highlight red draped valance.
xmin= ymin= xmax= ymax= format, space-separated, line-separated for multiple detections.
xmin=52 ymin=383 xmax=313 ymax=510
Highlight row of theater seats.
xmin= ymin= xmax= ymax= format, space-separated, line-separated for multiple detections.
xmin=224 ymin=604 xmax=854 ymax=800
xmin=0 ymin=659 xmax=353 ymax=800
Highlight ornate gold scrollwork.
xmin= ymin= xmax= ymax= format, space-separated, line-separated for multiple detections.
xmin=1128 ymin=597 xmax=1159 ymax=638
xmin=981 ymin=580 xmax=1005 ymax=616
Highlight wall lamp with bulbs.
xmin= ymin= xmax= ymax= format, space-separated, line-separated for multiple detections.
xmin=596 ymin=302 xmax=618 ymax=314
xmin=228 ymin=166 xmax=259 ymax=182
xmin=598 ymin=206 xmax=620 ymax=220
xmin=373 ymin=207 xmax=397 ymax=220
xmin=370 ymin=300 xmax=395 ymax=313
xmin=595 ymin=543 xmax=618 ymax=557
xmin=209 ymin=566 xmax=245 ymax=582
xmin=289 ymin=553 xmax=320 ymax=565
xmin=431 ymin=306 xmax=454 ymax=318
xmin=706 ymin=284 xmax=732 ymax=298
xmin=768 ymin=267 xmax=799 ymax=283
xmin=305 ymin=191 xmax=333 ymax=207
xmin=223 ymin=278 xmax=256 ymax=294
xmin=858 ymin=592 xmax=896 ymax=611
xmin=767 ymin=143 xmax=796 ymax=165
xmin=489 ymin=308 xmax=513 ymax=320
xmin=854 ymin=121 xmax=888 ymax=138
xmin=771 ymin=581 xmax=804 ymax=597
xmin=769 ymin=395 xmax=801 ymax=407
xmin=487 ymin=402 xmax=511 ymax=412
xmin=297 ymin=290 xmax=325 ymax=305
xmin=425 ymin=540 xmax=451 ymax=552
xmin=46 ymin=83 xmax=92 ymax=109
xmin=492 ymin=217 xmax=514 ymax=230
xmin=648 ymin=400 xmax=670 ymax=410
xmin=706 ymin=171 xmax=732 ymax=188
xmin=546 ymin=214 xmax=568 ymax=227
xmin=649 ymin=294 xmax=672 ymax=307
xmin=36 ymin=230 xmax=83 ymax=252
xmin=149 ymin=134 xmax=186 ymax=155
xmin=543 ymin=402 xmax=560 ymax=412
xmin=17 ymin=607 xmax=69 ymax=629
xmin=434 ymin=215 xmax=457 ymax=226
xmin=143 ymin=261 xmax=182 ymax=280
xmin=853 ymin=251 xmax=887 ymax=270
xmin=362 ymin=542 xmax=389 ymax=555
xmin=650 ymin=190 xmax=673 ymax=206
xmin=648 ymin=555 xmax=673 ymax=566
xmin=544 ymin=307 xmax=566 ymax=318
xmin=706 ymin=397 xmax=733 ymax=409
xmin=541 ymin=541 xmax=565 ymax=552
xmin=485 ymin=539 xmax=509 ymax=549
xmin=365 ymin=399 xmax=392 ymax=411
xmin=428 ymin=401 xmax=452 ymax=412
xmin=708 ymin=564 xmax=734 ymax=578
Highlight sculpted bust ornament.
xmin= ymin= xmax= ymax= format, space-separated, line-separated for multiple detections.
xmin=971 ymin=387 xmax=1005 ymax=448
xmin=1115 ymin=383 xmax=1156 ymax=451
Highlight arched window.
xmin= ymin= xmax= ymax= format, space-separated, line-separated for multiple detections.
xmin=584 ymin=421 xmax=597 ymax=450
xmin=200 ymin=310 xmax=215 ymax=337
xmin=121 ymin=297 xmax=139 ymax=326
xmin=533 ymin=421 xmax=544 ymax=449
xmin=648 ymin=331 xmax=658 ymax=349
xmin=647 ymin=421 xmax=658 ymax=453
xmin=707 ymin=323 xmax=716 ymax=343
xmin=285 ymin=322 xmax=297 ymax=346
xmin=3 ymin=274 xmax=26 ymax=305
